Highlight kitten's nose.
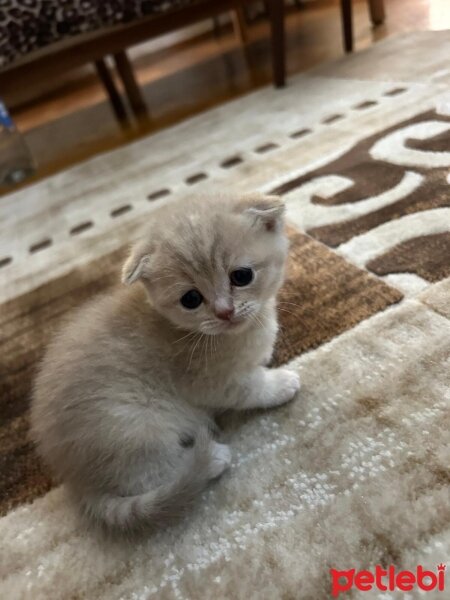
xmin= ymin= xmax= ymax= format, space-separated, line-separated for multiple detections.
xmin=215 ymin=307 xmax=234 ymax=321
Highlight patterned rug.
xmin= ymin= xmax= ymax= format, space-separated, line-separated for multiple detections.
xmin=1 ymin=31 xmax=449 ymax=600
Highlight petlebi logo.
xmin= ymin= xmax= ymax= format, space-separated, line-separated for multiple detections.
xmin=330 ymin=563 xmax=446 ymax=597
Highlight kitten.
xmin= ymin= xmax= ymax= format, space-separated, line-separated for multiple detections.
xmin=31 ymin=193 xmax=300 ymax=534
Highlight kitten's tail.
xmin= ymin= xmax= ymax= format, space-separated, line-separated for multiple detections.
xmin=78 ymin=437 xmax=222 ymax=534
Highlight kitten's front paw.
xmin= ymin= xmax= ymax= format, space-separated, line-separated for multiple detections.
xmin=270 ymin=368 xmax=301 ymax=407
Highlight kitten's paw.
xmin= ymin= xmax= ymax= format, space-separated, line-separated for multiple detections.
xmin=269 ymin=368 xmax=301 ymax=407
xmin=208 ymin=442 xmax=232 ymax=479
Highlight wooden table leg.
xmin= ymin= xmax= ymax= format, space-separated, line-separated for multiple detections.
xmin=231 ymin=7 xmax=249 ymax=44
xmin=113 ymin=51 xmax=149 ymax=121
xmin=265 ymin=0 xmax=286 ymax=88
xmin=94 ymin=58 xmax=129 ymax=127
xmin=368 ymin=0 xmax=385 ymax=26
xmin=340 ymin=0 xmax=353 ymax=53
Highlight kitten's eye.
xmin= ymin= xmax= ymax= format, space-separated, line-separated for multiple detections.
xmin=180 ymin=289 xmax=203 ymax=309
xmin=230 ymin=267 xmax=254 ymax=287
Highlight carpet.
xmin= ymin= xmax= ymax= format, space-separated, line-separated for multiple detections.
xmin=1 ymin=31 xmax=449 ymax=599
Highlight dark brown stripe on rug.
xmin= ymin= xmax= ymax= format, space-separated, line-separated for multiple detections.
xmin=367 ymin=232 xmax=450 ymax=282
xmin=0 ymin=231 xmax=401 ymax=515
xmin=308 ymin=167 xmax=449 ymax=248
xmin=271 ymin=110 xmax=450 ymax=249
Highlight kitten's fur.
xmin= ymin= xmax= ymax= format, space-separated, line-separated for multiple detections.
xmin=31 ymin=193 xmax=300 ymax=534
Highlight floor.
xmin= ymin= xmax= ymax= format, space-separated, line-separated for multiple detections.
xmin=6 ymin=0 xmax=450 ymax=189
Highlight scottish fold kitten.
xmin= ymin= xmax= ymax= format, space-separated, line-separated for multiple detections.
xmin=31 ymin=193 xmax=300 ymax=534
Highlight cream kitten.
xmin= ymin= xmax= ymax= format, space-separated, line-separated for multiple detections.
xmin=31 ymin=193 xmax=300 ymax=534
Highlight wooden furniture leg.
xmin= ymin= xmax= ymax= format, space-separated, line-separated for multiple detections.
xmin=113 ymin=50 xmax=149 ymax=121
xmin=340 ymin=0 xmax=353 ymax=53
xmin=368 ymin=0 xmax=385 ymax=25
xmin=212 ymin=16 xmax=223 ymax=38
xmin=265 ymin=0 xmax=285 ymax=88
xmin=94 ymin=58 xmax=129 ymax=126
xmin=231 ymin=7 xmax=249 ymax=44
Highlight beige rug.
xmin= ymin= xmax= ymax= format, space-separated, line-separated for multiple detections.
xmin=1 ymin=31 xmax=449 ymax=599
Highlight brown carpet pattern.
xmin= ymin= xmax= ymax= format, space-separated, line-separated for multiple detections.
xmin=272 ymin=112 xmax=450 ymax=278
xmin=368 ymin=231 xmax=450 ymax=282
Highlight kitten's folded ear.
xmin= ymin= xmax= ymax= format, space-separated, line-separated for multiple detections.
xmin=122 ymin=244 xmax=153 ymax=285
xmin=237 ymin=194 xmax=285 ymax=231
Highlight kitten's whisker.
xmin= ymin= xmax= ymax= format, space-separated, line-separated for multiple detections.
xmin=151 ymin=274 xmax=175 ymax=283
xmin=202 ymin=333 xmax=209 ymax=369
xmin=250 ymin=312 xmax=268 ymax=334
xmin=173 ymin=330 xmax=198 ymax=344
xmin=186 ymin=332 xmax=203 ymax=372
xmin=278 ymin=301 xmax=302 ymax=308
xmin=256 ymin=317 xmax=269 ymax=333
xmin=203 ymin=334 xmax=208 ymax=369
xmin=201 ymin=333 xmax=209 ymax=371
xmin=276 ymin=307 xmax=297 ymax=317
xmin=207 ymin=333 xmax=214 ymax=367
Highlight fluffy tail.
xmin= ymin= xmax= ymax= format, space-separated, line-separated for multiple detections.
xmin=78 ymin=438 xmax=217 ymax=534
